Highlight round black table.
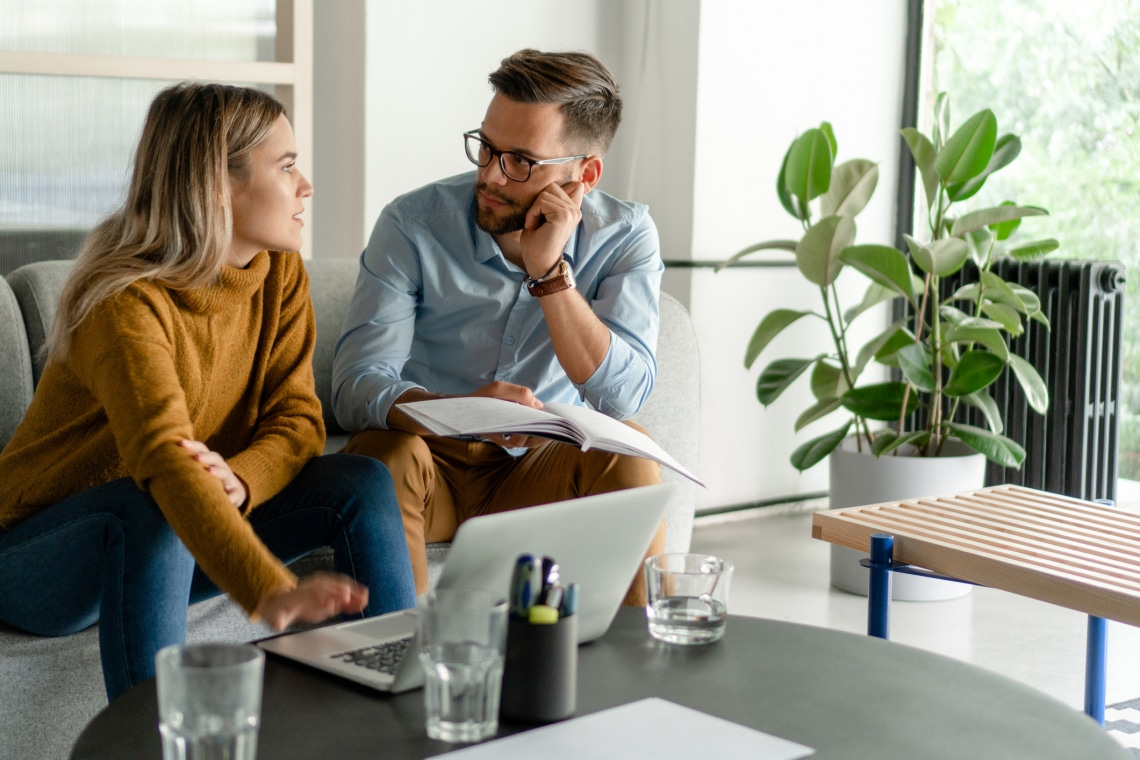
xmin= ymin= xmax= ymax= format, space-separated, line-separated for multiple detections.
xmin=71 ymin=608 xmax=1129 ymax=760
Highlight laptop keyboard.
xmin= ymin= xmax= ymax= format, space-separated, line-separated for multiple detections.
xmin=330 ymin=637 xmax=412 ymax=675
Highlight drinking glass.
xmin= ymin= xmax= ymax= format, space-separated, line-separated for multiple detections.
xmin=417 ymin=588 xmax=508 ymax=743
xmin=644 ymin=553 xmax=734 ymax=645
xmin=155 ymin=643 xmax=264 ymax=760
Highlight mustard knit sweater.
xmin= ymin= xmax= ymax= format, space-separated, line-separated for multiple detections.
xmin=0 ymin=251 xmax=325 ymax=613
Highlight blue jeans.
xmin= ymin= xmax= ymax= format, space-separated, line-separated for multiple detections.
xmin=0 ymin=454 xmax=415 ymax=701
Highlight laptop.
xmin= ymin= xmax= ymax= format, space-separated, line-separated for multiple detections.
xmin=256 ymin=482 xmax=674 ymax=692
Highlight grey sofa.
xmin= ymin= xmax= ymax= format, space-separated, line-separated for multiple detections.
xmin=0 ymin=258 xmax=701 ymax=760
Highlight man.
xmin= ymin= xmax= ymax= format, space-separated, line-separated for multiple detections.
xmin=332 ymin=49 xmax=664 ymax=604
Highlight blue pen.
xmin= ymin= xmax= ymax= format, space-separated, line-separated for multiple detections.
xmin=559 ymin=583 xmax=579 ymax=617
xmin=510 ymin=554 xmax=539 ymax=618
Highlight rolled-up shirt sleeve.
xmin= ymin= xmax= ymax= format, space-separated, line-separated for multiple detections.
xmin=332 ymin=204 xmax=426 ymax=431
xmin=572 ymin=211 xmax=663 ymax=419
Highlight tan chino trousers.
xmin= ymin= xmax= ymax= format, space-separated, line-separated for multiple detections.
xmin=342 ymin=422 xmax=665 ymax=606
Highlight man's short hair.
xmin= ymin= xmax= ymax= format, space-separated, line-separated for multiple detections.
xmin=489 ymin=49 xmax=622 ymax=155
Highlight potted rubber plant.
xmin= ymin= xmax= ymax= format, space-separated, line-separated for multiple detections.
xmin=721 ymin=94 xmax=1059 ymax=598
xmin=722 ymin=93 xmax=1056 ymax=474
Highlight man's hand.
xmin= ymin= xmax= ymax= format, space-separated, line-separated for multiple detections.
xmin=470 ymin=381 xmax=547 ymax=448
xmin=181 ymin=439 xmax=248 ymax=508
xmin=519 ymin=181 xmax=585 ymax=279
xmin=254 ymin=572 xmax=370 ymax=631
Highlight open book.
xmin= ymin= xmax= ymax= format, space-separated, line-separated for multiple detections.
xmin=397 ymin=397 xmax=704 ymax=487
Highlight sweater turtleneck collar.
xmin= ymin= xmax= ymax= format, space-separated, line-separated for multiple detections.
xmin=176 ymin=251 xmax=271 ymax=313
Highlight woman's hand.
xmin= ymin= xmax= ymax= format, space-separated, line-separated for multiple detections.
xmin=180 ymin=439 xmax=248 ymax=508
xmin=254 ymin=573 xmax=370 ymax=631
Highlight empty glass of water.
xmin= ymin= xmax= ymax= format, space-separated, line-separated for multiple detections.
xmin=644 ymin=553 xmax=734 ymax=645
xmin=155 ymin=643 xmax=264 ymax=760
xmin=417 ymin=588 xmax=508 ymax=743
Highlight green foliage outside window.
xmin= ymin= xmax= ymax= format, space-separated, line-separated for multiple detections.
xmin=929 ymin=0 xmax=1140 ymax=478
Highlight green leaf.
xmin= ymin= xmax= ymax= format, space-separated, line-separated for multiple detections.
xmin=844 ymin=282 xmax=898 ymax=324
xmin=1008 ymin=284 xmax=1047 ymax=327
xmin=853 ymin=319 xmax=910 ymax=376
xmin=840 ymin=382 xmax=914 ymax=421
xmin=1008 ymin=238 xmax=1060 ymax=262
xmin=935 ymin=109 xmax=997 ymax=186
xmin=717 ymin=239 xmax=798 ymax=271
xmin=945 ymin=134 xmax=1022 ymax=202
xmin=990 ymin=200 xmax=1020 ymax=240
xmin=745 ymin=309 xmax=813 ymax=368
xmin=821 ymin=159 xmax=879 ymax=218
xmin=776 ymin=140 xmax=801 ymax=220
xmin=950 ymin=204 xmax=1046 ymax=238
xmin=756 ymin=355 xmax=825 ymax=406
xmin=796 ymin=215 xmax=856 ymax=287
xmin=940 ymin=304 xmax=1005 ymax=329
xmin=946 ymin=422 xmax=1026 ymax=468
xmin=901 ymin=127 xmax=940 ymax=211
xmin=795 ymin=398 xmax=843 ymax=432
xmin=1009 ymin=354 xmax=1049 ymax=414
xmin=943 ymin=350 xmax=1005 ymax=396
xmin=903 ymin=233 xmax=934 ymax=275
xmin=941 ymin=324 xmax=1009 ymax=362
xmin=819 ymin=121 xmax=837 ymax=160
xmin=790 ymin=420 xmax=852 ymax=472
xmin=980 ymin=302 xmax=1023 ymax=335
xmin=897 ymin=341 xmax=935 ymax=392
xmin=949 ymin=283 xmax=980 ymax=302
xmin=965 ymin=227 xmax=994 ymax=269
xmin=979 ymin=271 xmax=1025 ymax=312
xmin=840 ymin=244 xmax=915 ymax=305
xmin=810 ymin=360 xmax=848 ymax=400
xmin=872 ymin=429 xmax=931 ymax=456
xmin=871 ymin=326 xmax=918 ymax=369
xmin=927 ymin=237 xmax=970 ymax=276
xmin=784 ymin=128 xmax=833 ymax=217
xmin=959 ymin=390 xmax=1004 ymax=435
xmin=933 ymin=92 xmax=951 ymax=150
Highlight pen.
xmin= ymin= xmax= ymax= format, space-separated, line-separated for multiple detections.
xmin=510 ymin=554 xmax=540 ymax=618
xmin=559 ymin=583 xmax=579 ymax=618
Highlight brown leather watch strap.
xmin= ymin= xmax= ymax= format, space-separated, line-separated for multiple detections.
xmin=526 ymin=259 xmax=576 ymax=297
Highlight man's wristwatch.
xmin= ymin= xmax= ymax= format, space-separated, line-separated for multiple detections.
xmin=525 ymin=258 xmax=576 ymax=297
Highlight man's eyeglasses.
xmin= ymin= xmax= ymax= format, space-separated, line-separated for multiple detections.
xmin=463 ymin=130 xmax=586 ymax=183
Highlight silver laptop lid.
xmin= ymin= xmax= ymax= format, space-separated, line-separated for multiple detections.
xmin=435 ymin=483 xmax=674 ymax=642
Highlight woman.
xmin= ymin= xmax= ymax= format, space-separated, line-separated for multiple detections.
xmin=0 ymin=82 xmax=416 ymax=701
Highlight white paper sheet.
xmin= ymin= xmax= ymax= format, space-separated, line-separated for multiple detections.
xmin=436 ymin=698 xmax=815 ymax=760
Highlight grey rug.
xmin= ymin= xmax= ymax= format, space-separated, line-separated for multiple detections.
xmin=1107 ymin=698 xmax=1140 ymax=756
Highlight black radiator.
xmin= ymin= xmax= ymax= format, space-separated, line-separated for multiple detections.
xmin=899 ymin=259 xmax=1126 ymax=503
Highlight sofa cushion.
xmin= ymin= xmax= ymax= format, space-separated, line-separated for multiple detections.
xmin=0 ymin=277 xmax=33 ymax=448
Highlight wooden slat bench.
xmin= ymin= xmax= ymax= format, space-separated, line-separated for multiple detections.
xmin=811 ymin=484 xmax=1140 ymax=722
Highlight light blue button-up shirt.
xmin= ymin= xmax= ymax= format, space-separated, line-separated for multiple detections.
xmin=331 ymin=171 xmax=663 ymax=432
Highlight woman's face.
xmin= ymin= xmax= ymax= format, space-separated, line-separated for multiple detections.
xmin=228 ymin=113 xmax=313 ymax=267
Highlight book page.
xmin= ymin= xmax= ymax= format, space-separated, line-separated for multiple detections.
xmin=398 ymin=397 xmax=583 ymax=439
xmin=544 ymin=403 xmax=704 ymax=486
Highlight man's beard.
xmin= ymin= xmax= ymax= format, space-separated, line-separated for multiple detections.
xmin=473 ymin=183 xmax=528 ymax=234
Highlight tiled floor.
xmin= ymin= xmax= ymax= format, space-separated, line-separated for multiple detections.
xmin=689 ymin=496 xmax=1140 ymax=712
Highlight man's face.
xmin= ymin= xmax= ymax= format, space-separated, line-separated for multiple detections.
xmin=473 ymin=94 xmax=577 ymax=235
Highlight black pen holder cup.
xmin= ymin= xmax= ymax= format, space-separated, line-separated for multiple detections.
xmin=500 ymin=614 xmax=577 ymax=724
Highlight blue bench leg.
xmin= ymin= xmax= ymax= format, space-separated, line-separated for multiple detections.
xmin=1085 ymin=615 xmax=1107 ymax=724
xmin=868 ymin=533 xmax=894 ymax=639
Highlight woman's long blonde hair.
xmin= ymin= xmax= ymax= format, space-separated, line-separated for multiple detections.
xmin=46 ymin=82 xmax=284 ymax=359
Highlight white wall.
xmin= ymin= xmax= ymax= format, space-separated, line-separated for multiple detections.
xmin=686 ymin=0 xmax=909 ymax=509
xmin=316 ymin=0 xmax=910 ymax=510
xmin=362 ymin=1 xmax=607 ymax=247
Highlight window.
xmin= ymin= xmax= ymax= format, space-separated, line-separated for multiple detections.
xmin=0 ymin=0 xmax=312 ymax=272
xmin=923 ymin=0 xmax=1140 ymax=479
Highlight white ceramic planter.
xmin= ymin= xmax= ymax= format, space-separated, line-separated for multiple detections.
xmin=828 ymin=435 xmax=985 ymax=601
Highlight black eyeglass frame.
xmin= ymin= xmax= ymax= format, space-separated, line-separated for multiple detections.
xmin=463 ymin=130 xmax=587 ymax=182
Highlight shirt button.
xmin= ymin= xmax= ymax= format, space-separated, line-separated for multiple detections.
xmin=505 ymin=336 xmax=516 ymax=346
